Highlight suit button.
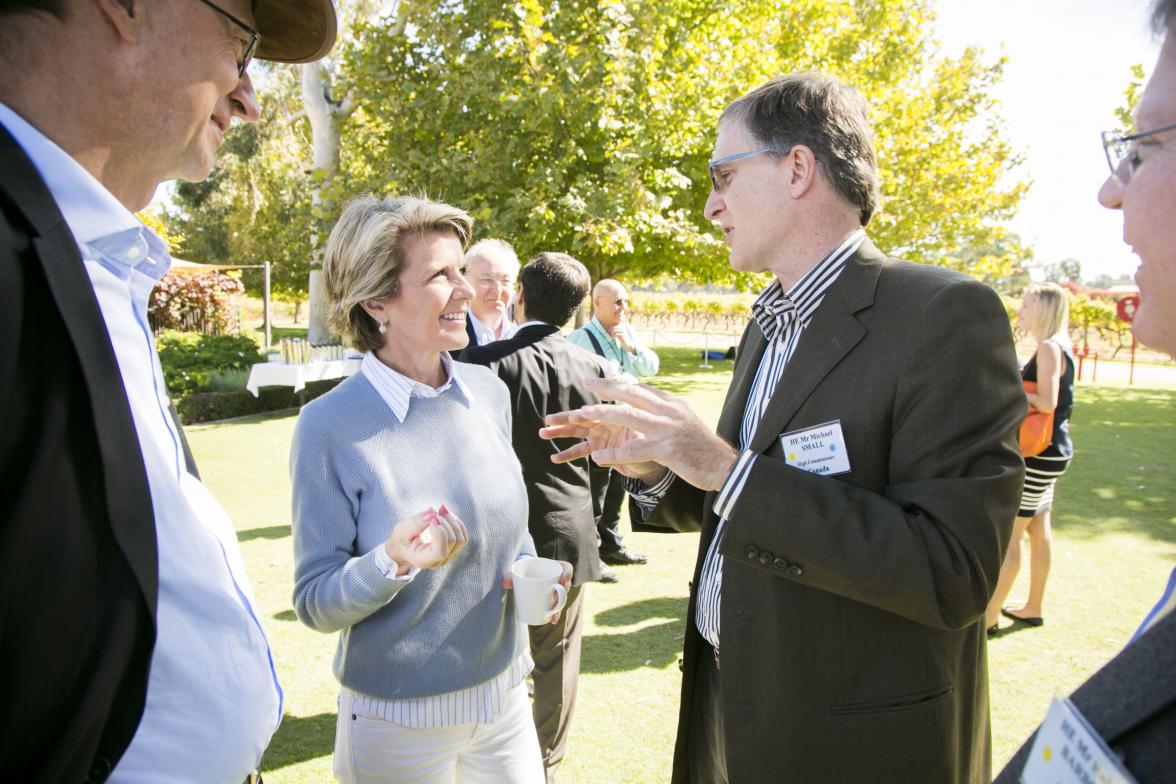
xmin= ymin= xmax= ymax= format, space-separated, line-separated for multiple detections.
xmin=88 ymin=758 xmax=112 ymax=783
xmin=745 ymin=545 xmax=760 ymax=559
xmin=773 ymin=557 xmax=788 ymax=569
xmin=758 ymin=550 xmax=774 ymax=566
xmin=788 ymin=564 xmax=803 ymax=577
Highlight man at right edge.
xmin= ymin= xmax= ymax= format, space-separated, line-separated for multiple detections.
xmin=996 ymin=1 xmax=1176 ymax=779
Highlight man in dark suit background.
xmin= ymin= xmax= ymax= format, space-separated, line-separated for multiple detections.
xmin=461 ymin=252 xmax=609 ymax=783
xmin=996 ymin=2 xmax=1176 ymax=779
xmin=542 ymin=73 xmax=1025 ymax=782
xmin=0 ymin=1 xmax=336 ymax=780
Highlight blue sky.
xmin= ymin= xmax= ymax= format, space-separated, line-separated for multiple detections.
xmin=935 ymin=0 xmax=1161 ymax=281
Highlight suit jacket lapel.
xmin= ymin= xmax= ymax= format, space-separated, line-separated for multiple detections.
xmin=1 ymin=126 xmax=159 ymax=617
xmin=747 ymin=242 xmax=883 ymax=455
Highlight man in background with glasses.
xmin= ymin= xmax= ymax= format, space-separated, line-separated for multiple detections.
xmin=463 ymin=238 xmax=521 ymax=347
xmin=542 ymin=73 xmax=1025 ymax=782
xmin=0 ymin=1 xmax=335 ymax=781
xmin=996 ymin=2 xmax=1176 ymax=780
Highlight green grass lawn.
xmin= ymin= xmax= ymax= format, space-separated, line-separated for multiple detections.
xmin=186 ymin=347 xmax=1175 ymax=783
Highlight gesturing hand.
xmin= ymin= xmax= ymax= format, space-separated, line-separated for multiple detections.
xmin=539 ymin=378 xmax=739 ymax=491
xmin=384 ymin=505 xmax=469 ymax=574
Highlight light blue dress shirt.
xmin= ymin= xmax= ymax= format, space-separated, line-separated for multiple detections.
xmin=467 ymin=310 xmax=517 ymax=345
xmin=0 ymin=102 xmax=282 ymax=782
xmin=566 ymin=316 xmax=659 ymax=380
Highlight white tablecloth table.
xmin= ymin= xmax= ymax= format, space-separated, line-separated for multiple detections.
xmin=245 ymin=358 xmax=362 ymax=397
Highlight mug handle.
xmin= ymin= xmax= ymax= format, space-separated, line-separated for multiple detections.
xmin=545 ymin=583 xmax=568 ymax=621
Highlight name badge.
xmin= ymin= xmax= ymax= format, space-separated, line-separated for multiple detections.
xmin=1020 ymin=698 xmax=1138 ymax=784
xmin=780 ymin=420 xmax=850 ymax=476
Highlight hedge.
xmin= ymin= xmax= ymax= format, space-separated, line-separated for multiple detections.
xmin=176 ymin=377 xmax=345 ymax=425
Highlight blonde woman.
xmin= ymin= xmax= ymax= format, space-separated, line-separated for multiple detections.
xmin=292 ymin=195 xmax=564 ymax=783
xmin=985 ymin=282 xmax=1076 ymax=634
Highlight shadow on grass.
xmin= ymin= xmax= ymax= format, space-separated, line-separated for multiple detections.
xmin=1052 ymin=386 xmax=1176 ymax=546
xmin=262 ymin=712 xmax=334 ymax=771
xmin=582 ymin=597 xmax=687 ymax=674
xmin=594 ymin=596 xmax=686 ymax=627
xmin=273 ymin=609 xmax=297 ymax=622
xmin=239 ymin=524 xmax=292 ymax=542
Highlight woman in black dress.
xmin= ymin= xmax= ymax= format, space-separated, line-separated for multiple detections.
xmin=986 ymin=283 xmax=1075 ymax=634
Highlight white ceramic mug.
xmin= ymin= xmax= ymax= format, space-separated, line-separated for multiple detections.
xmin=511 ymin=557 xmax=568 ymax=626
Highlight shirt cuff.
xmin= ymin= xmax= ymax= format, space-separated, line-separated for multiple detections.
xmin=712 ymin=450 xmax=757 ymax=520
xmin=624 ymin=469 xmax=676 ymax=520
xmin=373 ymin=544 xmax=420 ymax=582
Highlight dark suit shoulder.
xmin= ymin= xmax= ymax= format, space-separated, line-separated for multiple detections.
xmin=996 ymin=611 xmax=1176 ymax=782
xmin=876 ymin=255 xmax=987 ymax=294
xmin=495 ymin=332 xmax=609 ymax=384
xmin=460 ymin=337 xmax=520 ymax=365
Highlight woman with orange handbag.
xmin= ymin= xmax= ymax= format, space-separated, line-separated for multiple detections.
xmin=985 ymin=283 xmax=1076 ymax=635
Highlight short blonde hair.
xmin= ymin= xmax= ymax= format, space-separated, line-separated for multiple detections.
xmin=322 ymin=195 xmax=473 ymax=352
xmin=1023 ymin=282 xmax=1070 ymax=342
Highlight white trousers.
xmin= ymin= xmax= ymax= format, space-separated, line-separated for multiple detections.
xmin=333 ymin=683 xmax=546 ymax=784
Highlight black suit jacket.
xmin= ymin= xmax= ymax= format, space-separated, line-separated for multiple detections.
xmin=995 ymin=610 xmax=1176 ymax=783
xmin=461 ymin=324 xmax=609 ymax=586
xmin=0 ymin=124 xmax=159 ymax=782
xmin=465 ymin=315 xmax=480 ymax=348
xmin=644 ymin=241 xmax=1025 ymax=783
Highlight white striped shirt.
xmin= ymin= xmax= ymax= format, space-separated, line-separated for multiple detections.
xmin=361 ymin=350 xmax=475 ymax=422
xmin=633 ymin=230 xmax=865 ymax=649
xmin=357 ymin=351 xmax=534 ymax=726
xmin=342 ymin=650 xmax=535 ymax=727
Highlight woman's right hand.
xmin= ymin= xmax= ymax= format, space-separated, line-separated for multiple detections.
xmin=384 ymin=506 xmax=469 ymax=574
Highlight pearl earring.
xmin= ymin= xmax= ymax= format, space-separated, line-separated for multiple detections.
xmin=378 ymin=321 xmax=387 ymax=334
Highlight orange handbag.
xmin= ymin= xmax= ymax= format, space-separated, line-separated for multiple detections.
xmin=1019 ymin=381 xmax=1054 ymax=457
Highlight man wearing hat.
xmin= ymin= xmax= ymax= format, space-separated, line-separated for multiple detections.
xmin=0 ymin=1 xmax=336 ymax=781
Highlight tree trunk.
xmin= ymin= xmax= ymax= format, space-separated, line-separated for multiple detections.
xmin=301 ymin=61 xmax=351 ymax=344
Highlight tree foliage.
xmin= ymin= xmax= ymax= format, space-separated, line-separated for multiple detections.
xmin=165 ymin=0 xmax=1029 ymax=295
xmin=165 ymin=66 xmax=316 ymax=303
xmin=341 ymin=0 xmax=1026 ymax=286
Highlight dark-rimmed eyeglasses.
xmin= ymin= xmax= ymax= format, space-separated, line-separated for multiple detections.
xmin=708 ymin=149 xmax=783 ymax=192
xmin=1101 ymin=121 xmax=1176 ymax=185
xmin=196 ymin=0 xmax=260 ymax=77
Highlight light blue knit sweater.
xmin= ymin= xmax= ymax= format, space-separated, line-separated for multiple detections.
xmin=290 ymin=364 xmax=535 ymax=699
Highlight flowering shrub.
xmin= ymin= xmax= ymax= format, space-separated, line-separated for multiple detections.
xmin=148 ymin=271 xmax=244 ymax=335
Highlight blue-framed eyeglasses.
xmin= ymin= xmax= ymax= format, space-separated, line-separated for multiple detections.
xmin=708 ymin=149 xmax=783 ymax=192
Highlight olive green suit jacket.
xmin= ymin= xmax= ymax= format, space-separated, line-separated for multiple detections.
xmin=648 ymin=240 xmax=1026 ymax=784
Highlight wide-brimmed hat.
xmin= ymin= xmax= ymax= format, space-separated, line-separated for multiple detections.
xmin=254 ymin=0 xmax=339 ymax=64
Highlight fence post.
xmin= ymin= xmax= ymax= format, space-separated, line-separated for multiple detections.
xmin=263 ymin=261 xmax=272 ymax=354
